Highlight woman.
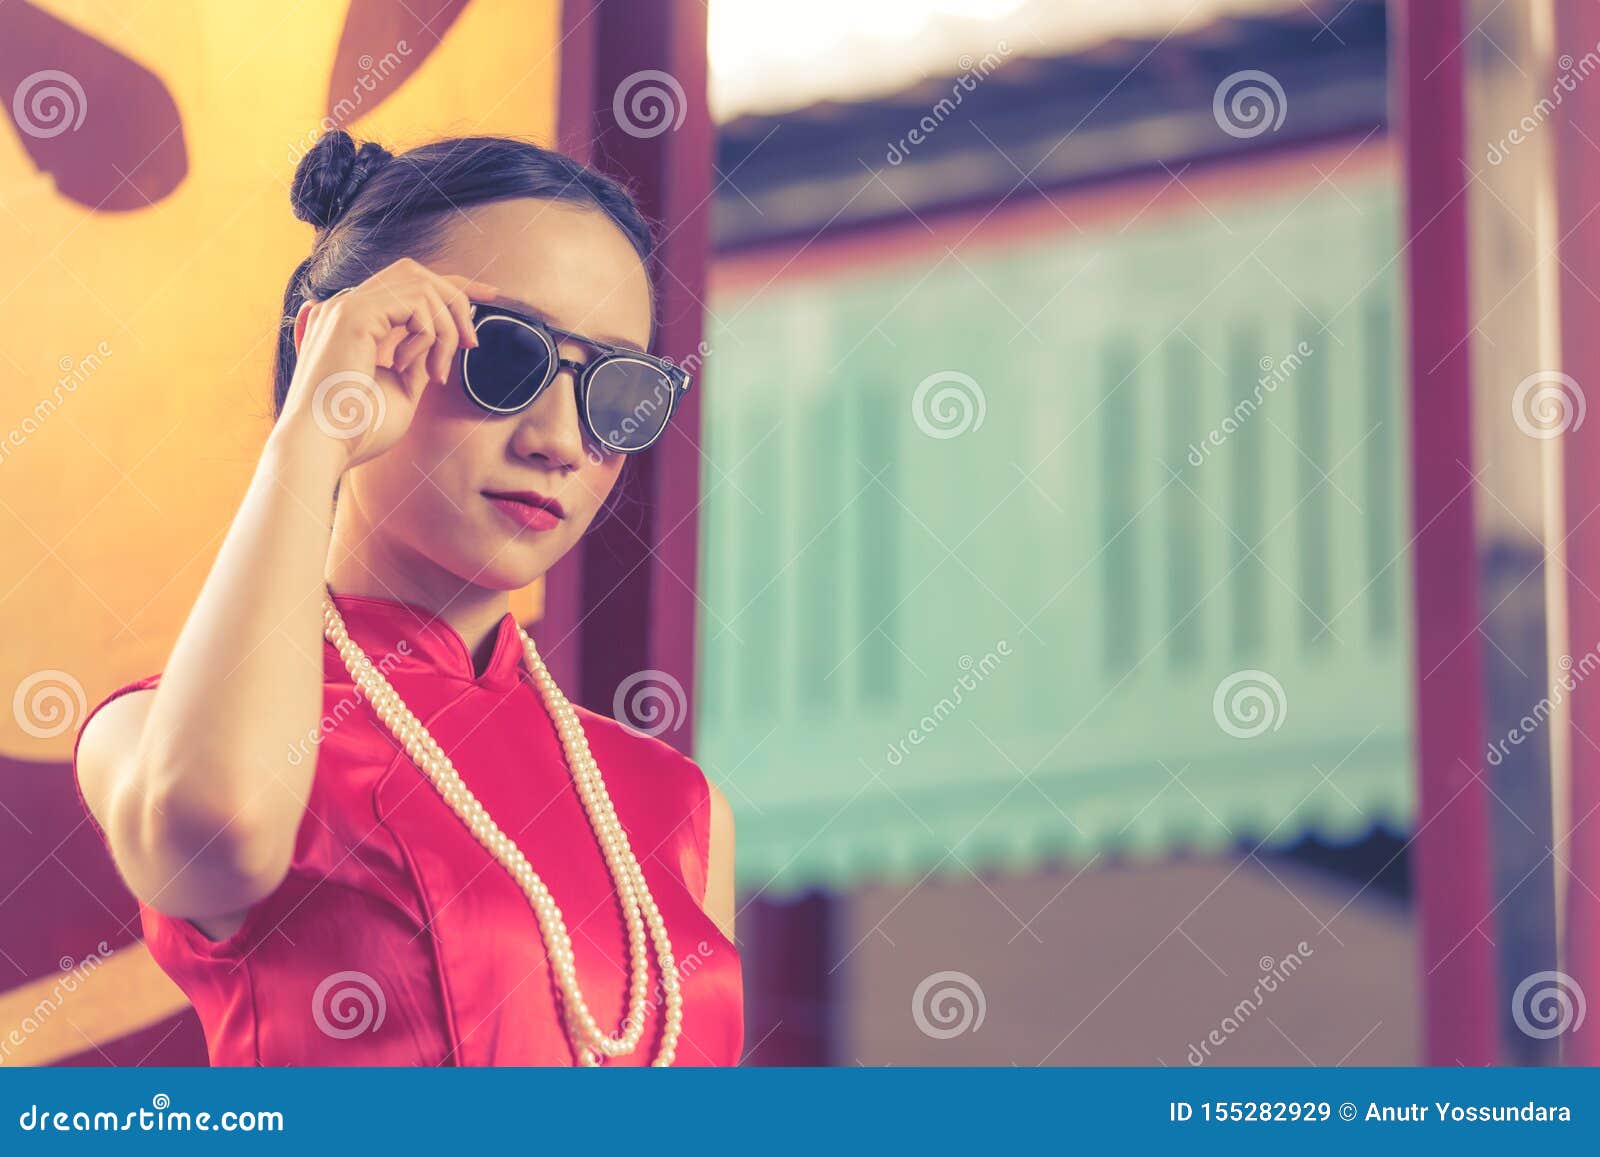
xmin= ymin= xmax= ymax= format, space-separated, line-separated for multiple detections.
xmin=72 ymin=131 xmax=743 ymax=1067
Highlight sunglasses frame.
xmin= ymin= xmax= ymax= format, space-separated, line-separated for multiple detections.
xmin=461 ymin=302 xmax=692 ymax=456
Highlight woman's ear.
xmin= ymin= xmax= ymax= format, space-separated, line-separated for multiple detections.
xmin=293 ymin=299 xmax=316 ymax=354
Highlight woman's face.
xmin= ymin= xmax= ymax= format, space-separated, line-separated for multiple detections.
xmin=338 ymin=198 xmax=654 ymax=593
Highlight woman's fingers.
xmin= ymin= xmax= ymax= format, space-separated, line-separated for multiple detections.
xmin=417 ymin=283 xmax=459 ymax=388
xmin=389 ymin=286 xmax=437 ymax=378
xmin=435 ymin=275 xmax=482 ymax=349
xmin=324 ymin=260 xmax=500 ymax=387
xmin=391 ymin=326 xmax=432 ymax=383
xmin=374 ymin=324 xmax=407 ymax=370
xmin=400 ymin=333 xmax=432 ymax=398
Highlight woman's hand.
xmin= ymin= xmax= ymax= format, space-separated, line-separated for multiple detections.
xmin=278 ymin=258 xmax=497 ymax=470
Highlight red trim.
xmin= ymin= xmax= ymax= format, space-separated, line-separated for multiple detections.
xmin=712 ymin=133 xmax=1393 ymax=292
xmin=1393 ymin=0 xmax=1498 ymax=1065
xmin=549 ymin=1 xmax=711 ymax=754
xmin=1553 ymin=1 xmax=1600 ymax=1068
xmin=552 ymin=6 xmax=832 ymax=1068
xmin=739 ymin=895 xmax=835 ymax=1066
xmin=538 ymin=0 xmax=604 ymax=698
xmin=556 ymin=0 xmax=599 ymax=161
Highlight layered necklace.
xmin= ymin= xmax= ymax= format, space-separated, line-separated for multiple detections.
xmin=321 ymin=590 xmax=683 ymax=1066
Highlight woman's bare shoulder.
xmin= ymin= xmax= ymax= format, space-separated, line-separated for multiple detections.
xmin=75 ymin=683 xmax=159 ymax=823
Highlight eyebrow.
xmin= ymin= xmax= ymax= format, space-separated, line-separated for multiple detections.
xmin=481 ymin=295 xmax=646 ymax=355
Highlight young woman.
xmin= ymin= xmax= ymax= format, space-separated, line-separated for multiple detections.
xmin=72 ymin=131 xmax=743 ymax=1067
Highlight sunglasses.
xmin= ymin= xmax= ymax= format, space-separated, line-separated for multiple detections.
xmin=461 ymin=302 xmax=691 ymax=455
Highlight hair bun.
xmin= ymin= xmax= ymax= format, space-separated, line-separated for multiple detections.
xmin=290 ymin=130 xmax=393 ymax=230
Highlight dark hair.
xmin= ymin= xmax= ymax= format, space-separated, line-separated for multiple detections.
xmin=274 ymin=131 xmax=656 ymax=417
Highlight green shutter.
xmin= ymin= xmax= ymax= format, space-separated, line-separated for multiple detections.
xmin=699 ymin=176 xmax=1415 ymax=897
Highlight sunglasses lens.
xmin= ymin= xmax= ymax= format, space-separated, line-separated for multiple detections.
xmin=585 ymin=359 xmax=677 ymax=452
xmin=465 ymin=316 xmax=553 ymax=411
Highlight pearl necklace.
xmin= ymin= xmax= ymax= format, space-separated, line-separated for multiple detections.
xmin=321 ymin=592 xmax=683 ymax=1066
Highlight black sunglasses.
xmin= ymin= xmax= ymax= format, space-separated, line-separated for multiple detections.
xmin=461 ymin=302 xmax=691 ymax=455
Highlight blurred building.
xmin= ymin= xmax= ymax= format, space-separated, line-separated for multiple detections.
xmin=3 ymin=0 xmax=1574 ymax=1070
xmin=702 ymin=0 xmax=1460 ymax=1066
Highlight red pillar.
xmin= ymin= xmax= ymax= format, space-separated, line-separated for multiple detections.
xmin=1552 ymin=2 xmax=1600 ymax=1068
xmin=550 ymin=0 xmax=712 ymax=753
xmin=554 ymin=3 xmax=836 ymax=1065
xmin=1392 ymin=0 xmax=1499 ymax=1065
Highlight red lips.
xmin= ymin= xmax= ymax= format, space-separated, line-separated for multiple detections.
xmin=481 ymin=489 xmax=565 ymax=518
xmin=483 ymin=490 xmax=566 ymax=533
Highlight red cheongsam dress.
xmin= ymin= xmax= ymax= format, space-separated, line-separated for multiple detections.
xmin=71 ymin=590 xmax=744 ymax=1066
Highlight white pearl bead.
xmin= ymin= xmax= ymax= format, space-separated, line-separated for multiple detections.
xmin=322 ymin=593 xmax=681 ymax=1067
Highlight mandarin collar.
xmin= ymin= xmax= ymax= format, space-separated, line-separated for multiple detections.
xmin=324 ymin=590 xmax=526 ymax=690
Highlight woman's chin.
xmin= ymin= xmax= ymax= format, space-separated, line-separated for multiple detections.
xmin=460 ymin=534 xmax=565 ymax=591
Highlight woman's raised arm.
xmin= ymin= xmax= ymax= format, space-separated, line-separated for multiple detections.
xmin=75 ymin=261 xmax=490 ymax=931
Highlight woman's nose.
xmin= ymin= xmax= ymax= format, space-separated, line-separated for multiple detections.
xmin=510 ymin=364 xmax=586 ymax=471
